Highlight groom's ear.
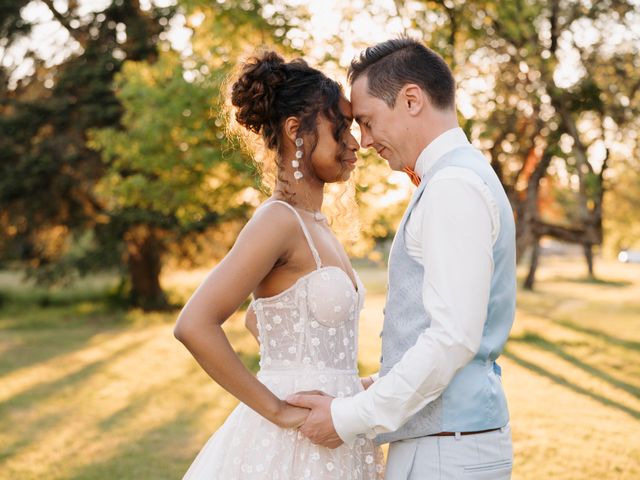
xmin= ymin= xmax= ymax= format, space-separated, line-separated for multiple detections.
xmin=283 ymin=116 xmax=300 ymax=144
xmin=400 ymin=84 xmax=425 ymax=117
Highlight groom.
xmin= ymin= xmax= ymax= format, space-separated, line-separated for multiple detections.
xmin=287 ymin=38 xmax=516 ymax=479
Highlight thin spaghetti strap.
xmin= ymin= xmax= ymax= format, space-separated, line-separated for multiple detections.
xmin=261 ymin=200 xmax=323 ymax=269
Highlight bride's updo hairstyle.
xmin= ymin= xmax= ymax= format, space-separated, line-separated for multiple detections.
xmin=228 ymin=51 xmax=359 ymax=246
xmin=230 ymin=51 xmax=349 ymax=191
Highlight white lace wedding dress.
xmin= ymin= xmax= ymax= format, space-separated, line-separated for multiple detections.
xmin=183 ymin=201 xmax=384 ymax=479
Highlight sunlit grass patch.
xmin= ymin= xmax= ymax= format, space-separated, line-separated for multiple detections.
xmin=0 ymin=258 xmax=639 ymax=479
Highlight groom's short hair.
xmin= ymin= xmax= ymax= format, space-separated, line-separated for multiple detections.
xmin=348 ymin=37 xmax=455 ymax=110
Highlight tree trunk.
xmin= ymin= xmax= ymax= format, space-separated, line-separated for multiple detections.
xmin=125 ymin=225 xmax=168 ymax=311
xmin=516 ymin=147 xmax=553 ymax=264
xmin=523 ymin=238 xmax=541 ymax=290
xmin=583 ymin=242 xmax=594 ymax=278
xmin=515 ymin=209 xmax=532 ymax=264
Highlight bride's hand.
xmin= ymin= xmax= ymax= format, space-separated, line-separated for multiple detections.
xmin=360 ymin=376 xmax=374 ymax=390
xmin=274 ymin=389 xmax=330 ymax=429
xmin=273 ymin=400 xmax=309 ymax=429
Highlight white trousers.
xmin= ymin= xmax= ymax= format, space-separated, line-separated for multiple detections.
xmin=384 ymin=425 xmax=513 ymax=480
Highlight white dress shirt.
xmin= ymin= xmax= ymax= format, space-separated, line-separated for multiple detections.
xmin=331 ymin=127 xmax=501 ymax=446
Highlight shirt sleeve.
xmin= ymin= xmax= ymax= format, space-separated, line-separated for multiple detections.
xmin=331 ymin=175 xmax=495 ymax=446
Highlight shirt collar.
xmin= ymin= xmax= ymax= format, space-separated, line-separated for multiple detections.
xmin=414 ymin=127 xmax=470 ymax=179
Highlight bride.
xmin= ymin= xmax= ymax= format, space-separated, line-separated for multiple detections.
xmin=174 ymin=51 xmax=384 ymax=479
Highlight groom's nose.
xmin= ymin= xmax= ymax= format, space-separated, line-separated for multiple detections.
xmin=360 ymin=130 xmax=374 ymax=148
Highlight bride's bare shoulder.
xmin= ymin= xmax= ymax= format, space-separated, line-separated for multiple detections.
xmin=238 ymin=200 xmax=300 ymax=243
xmin=249 ymin=201 xmax=299 ymax=229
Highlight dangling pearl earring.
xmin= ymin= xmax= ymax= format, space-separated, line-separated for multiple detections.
xmin=292 ymin=138 xmax=304 ymax=180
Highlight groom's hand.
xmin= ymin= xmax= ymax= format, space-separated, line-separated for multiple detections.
xmin=286 ymin=392 xmax=343 ymax=449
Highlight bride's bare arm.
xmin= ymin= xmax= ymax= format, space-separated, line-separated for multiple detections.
xmin=174 ymin=205 xmax=307 ymax=428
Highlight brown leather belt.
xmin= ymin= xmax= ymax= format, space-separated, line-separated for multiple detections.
xmin=429 ymin=427 xmax=502 ymax=437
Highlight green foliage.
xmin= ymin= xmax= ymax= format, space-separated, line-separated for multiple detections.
xmin=412 ymin=0 xmax=639 ymax=259
xmin=89 ymin=51 xmax=253 ymax=229
xmin=604 ymin=156 xmax=640 ymax=252
xmin=0 ymin=0 xmax=175 ymax=282
xmin=1 ymin=0 xmax=297 ymax=308
xmin=3 ymin=0 xmax=639 ymax=300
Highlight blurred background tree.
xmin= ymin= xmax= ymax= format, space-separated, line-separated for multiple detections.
xmin=1 ymin=0 xmax=639 ymax=310
xmin=604 ymin=151 xmax=640 ymax=255
xmin=87 ymin=1 xmax=298 ymax=309
xmin=0 ymin=0 xmax=175 ymax=307
xmin=1 ymin=0 xmax=299 ymax=309
xmin=392 ymin=0 xmax=640 ymax=288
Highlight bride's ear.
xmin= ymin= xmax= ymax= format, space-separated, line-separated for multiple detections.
xmin=283 ymin=116 xmax=300 ymax=144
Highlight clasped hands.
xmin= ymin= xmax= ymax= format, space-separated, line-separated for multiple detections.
xmin=284 ymin=389 xmax=343 ymax=449
xmin=282 ymin=376 xmax=374 ymax=449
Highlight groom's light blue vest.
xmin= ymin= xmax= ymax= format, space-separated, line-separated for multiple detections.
xmin=376 ymin=145 xmax=516 ymax=444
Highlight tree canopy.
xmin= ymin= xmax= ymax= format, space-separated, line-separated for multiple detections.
xmin=2 ymin=0 xmax=638 ymax=307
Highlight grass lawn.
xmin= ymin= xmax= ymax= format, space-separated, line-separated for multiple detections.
xmin=0 ymin=257 xmax=639 ymax=479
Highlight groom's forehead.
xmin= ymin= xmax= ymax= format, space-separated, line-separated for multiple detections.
xmin=350 ymin=76 xmax=377 ymax=115
xmin=350 ymin=76 xmax=369 ymax=100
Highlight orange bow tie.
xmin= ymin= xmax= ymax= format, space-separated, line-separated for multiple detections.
xmin=403 ymin=167 xmax=421 ymax=187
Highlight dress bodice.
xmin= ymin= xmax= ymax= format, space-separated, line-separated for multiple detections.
xmin=250 ymin=201 xmax=365 ymax=373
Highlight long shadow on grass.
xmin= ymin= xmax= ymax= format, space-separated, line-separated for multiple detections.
xmin=0 ymin=336 xmax=151 ymax=411
xmin=504 ymin=348 xmax=640 ymax=421
xmin=548 ymin=276 xmax=632 ymax=288
xmin=0 ymin=408 xmax=67 ymax=465
xmin=515 ymin=292 xmax=640 ymax=353
xmin=94 ymin=349 xmax=258 ymax=448
xmin=0 ymin=303 xmax=133 ymax=377
xmin=552 ymin=319 xmax=640 ymax=352
xmin=0 ymin=305 xmax=118 ymax=330
xmin=0 ymin=337 xmax=152 ymax=464
xmin=0 ymin=326 xmax=112 ymax=379
xmin=66 ymin=403 xmax=217 ymax=480
xmin=511 ymin=332 xmax=640 ymax=398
